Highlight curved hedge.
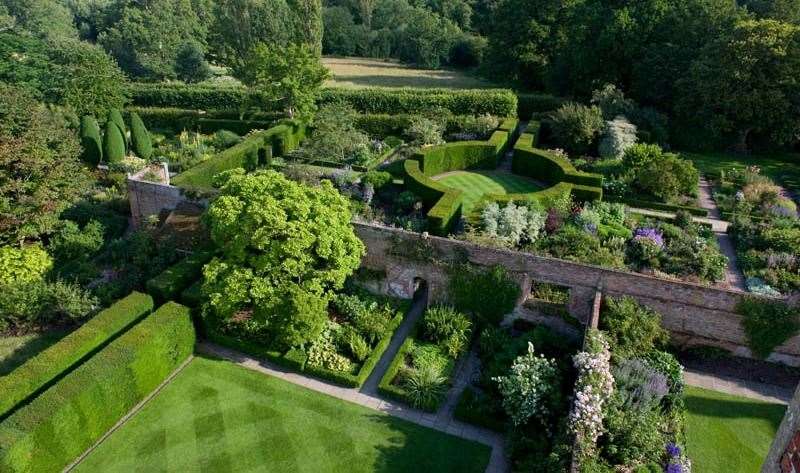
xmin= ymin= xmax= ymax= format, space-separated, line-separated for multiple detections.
xmin=404 ymin=160 xmax=464 ymax=236
xmin=0 ymin=292 xmax=154 ymax=420
xmin=171 ymin=120 xmax=306 ymax=191
xmin=127 ymin=83 xmax=518 ymax=117
xmin=0 ymin=301 xmax=194 ymax=473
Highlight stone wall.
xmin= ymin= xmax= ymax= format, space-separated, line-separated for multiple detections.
xmin=764 ymin=384 xmax=800 ymax=472
xmin=353 ymin=222 xmax=800 ymax=366
xmin=127 ymin=176 xmax=185 ymax=227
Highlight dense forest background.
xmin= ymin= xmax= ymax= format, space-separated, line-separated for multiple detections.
xmin=1 ymin=0 xmax=800 ymax=150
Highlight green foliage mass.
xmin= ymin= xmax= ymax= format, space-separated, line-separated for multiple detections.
xmin=103 ymin=119 xmax=126 ymax=164
xmin=129 ymin=111 xmax=152 ymax=159
xmin=173 ymin=41 xmax=212 ymax=83
xmin=202 ymin=170 xmax=365 ymax=349
xmin=0 ymin=244 xmax=52 ymax=285
xmin=600 ymin=296 xmax=669 ymax=359
xmin=79 ymin=115 xmax=103 ymax=165
xmin=448 ymin=265 xmax=520 ymax=326
xmin=738 ymin=296 xmax=800 ymax=358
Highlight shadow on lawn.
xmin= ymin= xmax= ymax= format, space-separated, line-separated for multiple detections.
xmin=685 ymin=393 xmax=786 ymax=431
xmin=363 ymin=413 xmax=492 ymax=473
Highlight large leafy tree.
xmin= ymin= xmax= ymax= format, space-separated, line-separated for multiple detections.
xmin=2 ymin=0 xmax=77 ymax=39
xmin=98 ymin=0 xmax=210 ymax=79
xmin=202 ymin=170 xmax=364 ymax=348
xmin=0 ymin=84 xmax=92 ymax=244
xmin=234 ymin=42 xmax=329 ymax=120
xmin=676 ymin=19 xmax=800 ymax=151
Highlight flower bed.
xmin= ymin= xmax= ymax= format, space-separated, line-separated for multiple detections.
xmin=378 ymin=305 xmax=473 ymax=412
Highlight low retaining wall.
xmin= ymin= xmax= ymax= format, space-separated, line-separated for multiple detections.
xmin=127 ymin=165 xmax=185 ymax=227
xmin=353 ymin=222 xmax=800 ymax=366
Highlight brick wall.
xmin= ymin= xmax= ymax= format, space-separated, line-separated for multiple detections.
xmin=353 ymin=222 xmax=800 ymax=366
xmin=764 ymin=384 xmax=800 ymax=472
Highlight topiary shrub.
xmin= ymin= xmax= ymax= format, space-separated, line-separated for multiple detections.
xmin=79 ymin=115 xmax=103 ymax=165
xmin=129 ymin=111 xmax=152 ymax=159
xmin=102 ymin=119 xmax=126 ymax=164
xmin=738 ymin=296 xmax=800 ymax=358
xmin=107 ymin=109 xmax=127 ymax=147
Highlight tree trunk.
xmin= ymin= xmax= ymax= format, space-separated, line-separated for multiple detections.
xmin=733 ymin=128 xmax=752 ymax=155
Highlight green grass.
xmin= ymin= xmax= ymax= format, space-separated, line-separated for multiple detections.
xmin=323 ymin=57 xmax=495 ymax=90
xmin=435 ymin=170 xmax=543 ymax=213
xmin=75 ymin=356 xmax=492 ymax=473
xmin=685 ymin=386 xmax=785 ymax=473
xmin=0 ymin=330 xmax=70 ymax=376
xmin=683 ymin=150 xmax=800 ymax=194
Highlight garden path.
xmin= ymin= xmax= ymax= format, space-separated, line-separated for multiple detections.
xmin=683 ymin=368 xmax=792 ymax=404
xmin=197 ymin=341 xmax=509 ymax=473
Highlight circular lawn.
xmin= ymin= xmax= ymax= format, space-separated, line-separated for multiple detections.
xmin=433 ymin=170 xmax=543 ymax=213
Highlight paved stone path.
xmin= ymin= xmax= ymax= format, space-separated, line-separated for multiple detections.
xmin=197 ymin=303 xmax=509 ymax=473
xmin=684 ymin=368 xmax=793 ymax=404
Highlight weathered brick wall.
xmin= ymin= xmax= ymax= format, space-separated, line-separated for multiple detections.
xmin=763 ymin=384 xmax=800 ymax=472
xmin=353 ymin=222 xmax=800 ymax=366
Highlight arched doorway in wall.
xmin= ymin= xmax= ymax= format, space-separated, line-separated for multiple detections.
xmin=412 ymin=277 xmax=429 ymax=306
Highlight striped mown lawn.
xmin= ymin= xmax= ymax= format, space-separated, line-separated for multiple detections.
xmin=434 ymin=170 xmax=543 ymax=213
xmin=75 ymin=357 xmax=491 ymax=473
xmin=685 ymin=386 xmax=785 ymax=473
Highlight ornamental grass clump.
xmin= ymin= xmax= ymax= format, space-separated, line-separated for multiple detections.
xmin=569 ymin=330 xmax=614 ymax=460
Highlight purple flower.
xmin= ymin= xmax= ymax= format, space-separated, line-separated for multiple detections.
xmin=666 ymin=463 xmax=683 ymax=473
xmin=666 ymin=442 xmax=681 ymax=458
xmin=634 ymin=227 xmax=664 ymax=249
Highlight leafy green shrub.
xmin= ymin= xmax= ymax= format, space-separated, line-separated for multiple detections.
xmin=174 ymin=41 xmax=212 ymax=83
xmin=0 ymin=280 xmax=97 ymax=333
xmin=738 ymin=296 xmax=800 ymax=358
xmin=0 ymin=301 xmax=193 ymax=473
xmin=146 ymin=250 xmax=213 ymax=302
xmin=0 ymin=292 xmax=153 ymax=419
xmin=79 ymin=115 xmax=102 ymax=165
xmin=635 ymin=154 xmax=699 ymax=201
xmin=549 ymin=103 xmax=604 ymax=155
xmin=0 ymin=244 xmax=52 ymax=285
xmin=129 ymin=111 xmax=152 ymax=159
xmin=449 ymin=265 xmax=520 ymax=326
xmin=600 ymin=395 xmax=665 ymax=466
xmin=102 ymin=119 xmax=126 ymax=164
xmin=600 ymin=296 xmax=669 ymax=359
xmin=423 ymin=305 xmax=472 ymax=357
xmin=212 ymin=129 xmax=243 ymax=149
xmin=362 ymin=170 xmax=393 ymax=190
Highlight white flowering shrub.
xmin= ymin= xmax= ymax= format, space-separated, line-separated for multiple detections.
xmin=569 ymin=329 xmax=614 ymax=460
xmin=599 ymin=116 xmax=638 ymax=159
xmin=481 ymin=202 xmax=546 ymax=247
xmin=493 ymin=342 xmax=560 ymax=426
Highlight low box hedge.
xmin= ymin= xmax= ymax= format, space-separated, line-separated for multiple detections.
xmin=377 ymin=336 xmax=418 ymax=407
xmin=172 ymin=120 xmax=306 ymax=191
xmin=204 ymin=328 xmax=306 ymax=372
xmin=0 ymin=301 xmax=195 ymax=473
xmin=196 ymin=118 xmax=276 ymax=135
xmin=127 ymin=107 xmax=284 ymax=132
xmin=146 ymin=251 xmax=214 ymax=302
xmin=179 ymin=280 xmax=204 ymax=308
xmin=606 ymin=196 xmax=709 ymax=217
xmin=403 ymin=159 xmax=464 ymax=236
xmin=0 ymin=292 xmax=154 ymax=420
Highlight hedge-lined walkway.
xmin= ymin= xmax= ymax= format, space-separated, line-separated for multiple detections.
xmin=197 ymin=342 xmax=509 ymax=473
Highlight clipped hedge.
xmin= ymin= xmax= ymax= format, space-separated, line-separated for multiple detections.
xmin=171 ymin=120 xmax=306 ymax=191
xmin=79 ymin=116 xmax=102 ymax=165
xmin=128 ymin=83 xmax=518 ymax=117
xmin=605 ymin=196 xmax=709 ymax=217
xmin=126 ymin=107 xmax=283 ymax=132
xmin=197 ymin=118 xmax=276 ymax=135
xmin=516 ymin=93 xmax=568 ymax=119
xmin=0 ymin=292 xmax=154 ymax=420
xmin=146 ymin=251 xmax=214 ymax=302
xmin=377 ymin=336 xmax=417 ymax=407
xmin=129 ymin=112 xmax=152 ymax=160
xmin=0 ymin=301 xmax=194 ymax=473
xmin=404 ymin=159 xmax=464 ymax=236
xmin=102 ymin=119 xmax=125 ymax=164
xmin=204 ymin=328 xmax=307 ymax=372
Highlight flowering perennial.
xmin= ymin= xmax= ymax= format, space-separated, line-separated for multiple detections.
xmin=569 ymin=330 xmax=614 ymax=461
xmin=633 ymin=227 xmax=664 ymax=249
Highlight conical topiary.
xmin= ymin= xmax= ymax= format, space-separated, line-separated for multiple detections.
xmin=103 ymin=120 xmax=126 ymax=164
xmin=129 ymin=112 xmax=152 ymax=159
xmin=79 ymin=115 xmax=103 ymax=165
xmin=107 ymin=109 xmax=127 ymax=151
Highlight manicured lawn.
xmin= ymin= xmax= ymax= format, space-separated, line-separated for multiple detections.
xmin=685 ymin=386 xmax=785 ymax=473
xmin=683 ymin=150 xmax=800 ymax=194
xmin=323 ymin=57 xmax=494 ymax=89
xmin=76 ymin=356 xmax=492 ymax=473
xmin=435 ymin=170 xmax=543 ymax=213
xmin=0 ymin=329 xmax=70 ymax=376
